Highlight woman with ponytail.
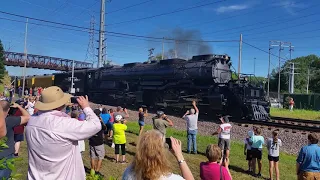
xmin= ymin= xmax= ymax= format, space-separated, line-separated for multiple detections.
xmin=267 ymin=131 xmax=282 ymax=180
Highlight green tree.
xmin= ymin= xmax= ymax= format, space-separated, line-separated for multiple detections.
xmin=0 ymin=40 xmax=6 ymax=82
xmin=269 ymin=54 xmax=320 ymax=93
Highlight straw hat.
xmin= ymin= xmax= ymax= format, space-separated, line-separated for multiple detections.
xmin=35 ymin=86 xmax=72 ymax=111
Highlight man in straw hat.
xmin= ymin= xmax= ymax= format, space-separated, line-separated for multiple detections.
xmin=25 ymin=86 xmax=101 ymax=180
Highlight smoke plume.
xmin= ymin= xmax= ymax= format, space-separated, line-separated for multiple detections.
xmin=149 ymin=28 xmax=212 ymax=60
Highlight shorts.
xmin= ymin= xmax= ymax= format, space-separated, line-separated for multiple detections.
xmin=251 ymin=148 xmax=262 ymax=160
xmin=218 ymin=138 xmax=230 ymax=151
xmin=89 ymin=145 xmax=105 ymax=160
xmin=138 ymin=121 xmax=145 ymax=126
xmin=246 ymin=150 xmax=253 ymax=160
xmin=268 ymin=155 xmax=279 ymax=162
xmin=14 ymin=134 xmax=24 ymax=142
xmin=106 ymin=122 xmax=114 ymax=133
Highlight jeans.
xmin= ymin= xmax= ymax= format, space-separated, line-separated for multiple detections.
xmin=187 ymin=129 xmax=197 ymax=153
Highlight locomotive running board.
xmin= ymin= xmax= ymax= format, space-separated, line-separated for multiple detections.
xmin=251 ymin=104 xmax=270 ymax=121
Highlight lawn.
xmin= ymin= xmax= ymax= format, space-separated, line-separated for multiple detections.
xmin=15 ymin=122 xmax=298 ymax=180
xmin=270 ymin=107 xmax=320 ymax=120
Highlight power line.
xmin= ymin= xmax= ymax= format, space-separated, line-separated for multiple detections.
xmin=105 ymin=0 xmax=226 ymax=26
xmin=106 ymin=0 xmax=154 ymax=14
xmin=0 ymin=12 xmax=238 ymax=43
xmin=242 ymin=41 xmax=287 ymax=61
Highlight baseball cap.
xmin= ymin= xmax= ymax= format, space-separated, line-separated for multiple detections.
xmin=223 ymin=115 xmax=230 ymax=123
xmin=115 ymin=115 xmax=123 ymax=121
xmin=248 ymin=131 xmax=254 ymax=137
xmin=157 ymin=111 xmax=164 ymax=117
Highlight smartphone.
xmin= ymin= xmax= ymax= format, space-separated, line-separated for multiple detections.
xmin=165 ymin=138 xmax=172 ymax=149
xmin=70 ymin=97 xmax=78 ymax=104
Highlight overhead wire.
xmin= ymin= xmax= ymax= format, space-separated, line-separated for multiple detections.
xmin=0 ymin=12 xmax=238 ymax=43
xmin=105 ymin=0 xmax=226 ymax=26
xmin=106 ymin=0 xmax=155 ymax=14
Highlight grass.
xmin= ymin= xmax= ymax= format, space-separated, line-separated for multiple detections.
xmin=270 ymin=107 xmax=320 ymax=120
xmin=15 ymin=121 xmax=298 ymax=180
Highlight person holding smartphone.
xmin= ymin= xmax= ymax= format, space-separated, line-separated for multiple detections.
xmin=152 ymin=111 xmax=173 ymax=137
xmin=123 ymin=130 xmax=194 ymax=180
xmin=25 ymin=86 xmax=101 ymax=180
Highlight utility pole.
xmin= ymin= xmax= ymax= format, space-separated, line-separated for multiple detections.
xmin=162 ymin=37 xmax=164 ymax=60
xmin=70 ymin=59 xmax=75 ymax=94
xmin=277 ymin=42 xmax=282 ymax=106
xmin=288 ymin=62 xmax=295 ymax=94
xmin=307 ymin=67 xmax=310 ymax=94
xmin=238 ymin=34 xmax=243 ymax=80
xmin=267 ymin=41 xmax=272 ymax=97
xmin=253 ymin=57 xmax=256 ymax=76
xmin=174 ymin=40 xmax=178 ymax=58
xmin=98 ymin=0 xmax=106 ymax=68
xmin=269 ymin=40 xmax=291 ymax=106
xmin=22 ymin=18 xmax=28 ymax=96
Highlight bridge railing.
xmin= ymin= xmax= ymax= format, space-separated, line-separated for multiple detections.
xmin=4 ymin=51 xmax=93 ymax=71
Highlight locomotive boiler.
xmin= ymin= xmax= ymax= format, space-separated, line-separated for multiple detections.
xmin=54 ymin=54 xmax=270 ymax=120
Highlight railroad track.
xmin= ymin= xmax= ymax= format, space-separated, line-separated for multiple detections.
xmin=238 ymin=116 xmax=320 ymax=132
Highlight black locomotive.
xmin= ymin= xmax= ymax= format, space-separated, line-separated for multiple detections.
xmin=54 ymin=54 xmax=270 ymax=120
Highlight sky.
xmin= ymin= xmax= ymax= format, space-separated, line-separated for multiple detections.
xmin=0 ymin=0 xmax=320 ymax=77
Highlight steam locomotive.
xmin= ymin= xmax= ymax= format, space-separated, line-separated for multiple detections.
xmin=54 ymin=54 xmax=270 ymax=121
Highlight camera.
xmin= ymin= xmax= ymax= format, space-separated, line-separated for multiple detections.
xmin=70 ymin=97 xmax=78 ymax=104
xmin=165 ymin=138 xmax=172 ymax=149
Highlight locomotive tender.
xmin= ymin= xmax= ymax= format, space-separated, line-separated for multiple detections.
xmin=54 ymin=54 xmax=270 ymax=120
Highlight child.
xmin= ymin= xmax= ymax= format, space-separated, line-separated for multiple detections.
xmin=244 ymin=130 xmax=254 ymax=173
xmin=113 ymin=115 xmax=127 ymax=163
xmin=267 ymin=131 xmax=282 ymax=180
xmin=89 ymin=109 xmax=106 ymax=177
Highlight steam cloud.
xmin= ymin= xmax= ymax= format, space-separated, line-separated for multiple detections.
xmin=150 ymin=28 xmax=212 ymax=60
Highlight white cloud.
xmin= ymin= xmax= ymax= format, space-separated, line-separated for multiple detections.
xmin=215 ymin=4 xmax=249 ymax=13
xmin=273 ymin=0 xmax=307 ymax=15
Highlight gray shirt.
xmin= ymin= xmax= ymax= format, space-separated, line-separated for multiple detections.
xmin=267 ymin=138 xmax=282 ymax=157
xmin=0 ymin=116 xmax=21 ymax=158
xmin=184 ymin=113 xmax=198 ymax=131
xmin=153 ymin=117 xmax=169 ymax=136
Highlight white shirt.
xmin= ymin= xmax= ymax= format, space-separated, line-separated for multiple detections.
xmin=219 ymin=123 xmax=232 ymax=139
xmin=123 ymin=165 xmax=184 ymax=180
xmin=25 ymin=107 xmax=101 ymax=180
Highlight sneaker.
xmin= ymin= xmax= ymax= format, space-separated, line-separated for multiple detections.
xmin=14 ymin=153 xmax=18 ymax=157
xmin=192 ymin=152 xmax=197 ymax=154
xmin=257 ymin=173 xmax=261 ymax=177
xmin=111 ymin=143 xmax=115 ymax=148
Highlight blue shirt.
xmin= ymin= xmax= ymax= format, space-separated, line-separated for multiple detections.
xmin=250 ymin=135 xmax=265 ymax=149
xmin=101 ymin=113 xmax=111 ymax=124
xmin=296 ymin=144 xmax=320 ymax=172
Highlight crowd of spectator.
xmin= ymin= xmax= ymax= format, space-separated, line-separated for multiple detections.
xmin=0 ymin=86 xmax=318 ymax=180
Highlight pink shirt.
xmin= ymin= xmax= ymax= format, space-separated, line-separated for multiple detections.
xmin=25 ymin=107 xmax=101 ymax=180
xmin=200 ymin=162 xmax=231 ymax=180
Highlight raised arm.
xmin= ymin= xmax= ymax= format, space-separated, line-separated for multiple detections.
xmin=182 ymin=110 xmax=189 ymax=118
xmin=123 ymin=108 xmax=129 ymax=118
xmin=192 ymin=101 xmax=199 ymax=114
xmin=164 ymin=115 xmax=173 ymax=126
xmin=0 ymin=106 xmax=6 ymax=138
xmin=171 ymin=137 xmax=194 ymax=180
xmin=55 ymin=96 xmax=101 ymax=141
xmin=11 ymin=103 xmax=30 ymax=125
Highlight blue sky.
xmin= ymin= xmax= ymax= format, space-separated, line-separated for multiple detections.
xmin=0 ymin=0 xmax=319 ymax=77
